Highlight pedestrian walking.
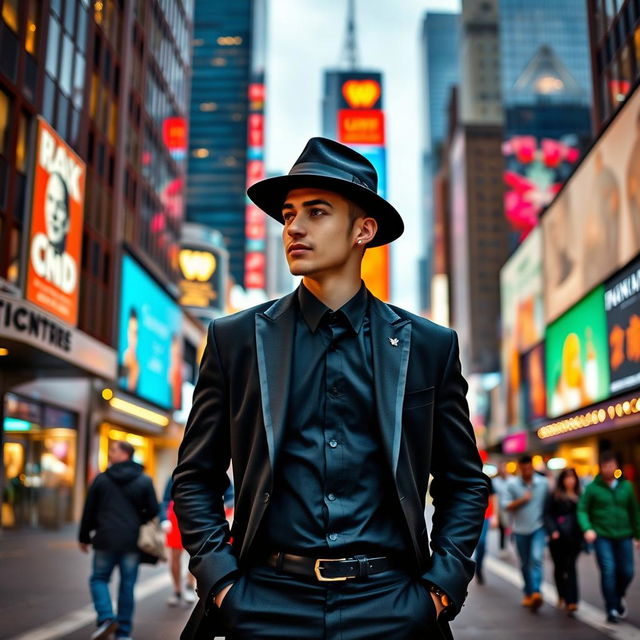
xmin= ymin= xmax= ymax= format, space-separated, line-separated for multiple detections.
xmin=160 ymin=476 xmax=197 ymax=607
xmin=492 ymin=462 xmax=511 ymax=559
xmin=503 ymin=454 xmax=549 ymax=612
xmin=473 ymin=451 xmax=496 ymax=584
xmin=173 ymin=137 xmax=490 ymax=640
xmin=544 ymin=468 xmax=583 ymax=615
xmin=578 ymin=451 xmax=640 ymax=624
xmin=78 ymin=441 xmax=159 ymax=640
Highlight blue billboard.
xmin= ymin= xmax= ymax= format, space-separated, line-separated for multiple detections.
xmin=118 ymin=254 xmax=182 ymax=410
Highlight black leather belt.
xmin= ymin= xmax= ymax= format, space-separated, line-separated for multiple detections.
xmin=267 ymin=552 xmax=395 ymax=582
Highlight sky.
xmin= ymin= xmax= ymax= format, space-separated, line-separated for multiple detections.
xmin=265 ymin=0 xmax=460 ymax=312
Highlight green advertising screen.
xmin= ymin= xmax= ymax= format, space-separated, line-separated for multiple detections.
xmin=545 ymin=285 xmax=610 ymax=418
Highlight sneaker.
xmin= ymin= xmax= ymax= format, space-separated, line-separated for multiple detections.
xmin=521 ymin=595 xmax=533 ymax=607
xmin=183 ymin=586 xmax=196 ymax=604
xmin=91 ymin=620 xmax=118 ymax=640
xmin=167 ymin=592 xmax=181 ymax=607
xmin=607 ymin=610 xmax=619 ymax=624
xmin=566 ymin=603 xmax=578 ymax=617
xmin=618 ymin=599 xmax=627 ymax=619
xmin=530 ymin=592 xmax=543 ymax=612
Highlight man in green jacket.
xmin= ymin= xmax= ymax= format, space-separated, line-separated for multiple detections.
xmin=578 ymin=451 xmax=640 ymax=624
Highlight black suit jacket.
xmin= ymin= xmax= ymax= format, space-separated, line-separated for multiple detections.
xmin=173 ymin=290 xmax=489 ymax=640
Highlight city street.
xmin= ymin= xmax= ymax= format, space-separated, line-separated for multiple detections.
xmin=1 ymin=525 xmax=639 ymax=640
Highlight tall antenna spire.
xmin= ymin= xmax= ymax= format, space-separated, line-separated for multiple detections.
xmin=341 ymin=0 xmax=359 ymax=69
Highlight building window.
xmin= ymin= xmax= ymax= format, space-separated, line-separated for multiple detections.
xmin=1 ymin=0 xmax=18 ymax=32
xmin=26 ymin=0 xmax=41 ymax=55
xmin=45 ymin=14 xmax=61 ymax=77
xmin=0 ymin=89 xmax=10 ymax=155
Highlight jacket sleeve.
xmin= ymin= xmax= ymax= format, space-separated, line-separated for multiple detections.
xmin=421 ymin=329 xmax=490 ymax=619
xmin=577 ymin=485 xmax=593 ymax=532
xmin=78 ymin=476 xmax=101 ymax=544
xmin=140 ymin=477 xmax=159 ymax=523
xmin=543 ymin=492 xmax=557 ymax=535
xmin=172 ymin=319 xmax=238 ymax=606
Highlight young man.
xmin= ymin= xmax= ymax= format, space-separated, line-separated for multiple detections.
xmin=79 ymin=441 xmax=159 ymax=640
xmin=502 ymin=454 xmax=549 ymax=611
xmin=173 ymin=138 xmax=489 ymax=640
xmin=578 ymin=451 xmax=640 ymax=624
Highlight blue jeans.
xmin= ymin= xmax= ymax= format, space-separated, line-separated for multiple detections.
xmin=514 ymin=527 xmax=546 ymax=595
xmin=593 ymin=536 xmax=634 ymax=613
xmin=89 ymin=550 xmax=140 ymax=637
xmin=474 ymin=518 xmax=490 ymax=573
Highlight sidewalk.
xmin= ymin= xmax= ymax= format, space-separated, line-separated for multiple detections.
xmin=1 ymin=524 xmax=639 ymax=639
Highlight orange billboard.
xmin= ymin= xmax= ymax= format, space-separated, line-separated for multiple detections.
xmin=338 ymin=110 xmax=385 ymax=145
xmin=25 ymin=118 xmax=86 ymax=326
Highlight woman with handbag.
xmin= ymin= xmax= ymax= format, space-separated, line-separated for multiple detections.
xmin=544 ymin=467 xmax=583 ymax=615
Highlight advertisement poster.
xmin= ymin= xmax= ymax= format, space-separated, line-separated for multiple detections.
xmin=543 ymin=86 xmax=640 ymax=323
xmin=25 ymin=118 xmax=86 ymax=326
xmin=522 ymin=344 xmax=546 ymax=423
xmin=545 ymin=285 xmax=610 ymax=418
xmin=605 ymin=256 xmax=640 ymax=394
xmin=118 ymin=254 xmax=182 ymax=410
xmin=500 ymin=227 xmax=545 ymax=426
xmin=178 ymin=244 xmax=225 ymax=313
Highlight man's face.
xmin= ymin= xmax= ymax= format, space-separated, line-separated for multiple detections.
xmin=44 ymin=174 xmax=70 ymax=245
xmin=281 ymin=188 xmax=364 ymax=277
xmin=108 ymin=443 xmax=129 ymax=466
xmin=519 ymin=462 xmax=534 ymax=481
xmin=600 ymin=459 xmax=618 ymax=481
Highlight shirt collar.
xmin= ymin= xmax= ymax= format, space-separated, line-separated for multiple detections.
xmin=297 ymin=281 xmax=368 ymax=334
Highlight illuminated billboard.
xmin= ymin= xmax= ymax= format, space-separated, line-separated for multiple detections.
xmin=118 ymin=254 xmax=182 ymax=410
xmin=25 ymin=118 xmax=86 ymax=326
xmin=178 ymin=245 xmax=225 ymax=313
xmin=545 ymin=285 xmax=610 ymax=418
xmin=605 ymin=256 xmax=640 ymax=395
xmin=324 ymin=70 xmax=389 ymax=300
xmin=500 ymin=227 xmax=545 ymax=426
xmin=543 ymin=86 xmax=640 ymax=323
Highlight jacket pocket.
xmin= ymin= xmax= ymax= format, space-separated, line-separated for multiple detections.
xmin=403 ymin=386 xmax=435 ymax=411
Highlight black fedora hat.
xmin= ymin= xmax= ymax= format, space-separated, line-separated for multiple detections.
xmin=247 ymin=137 xmax=404 ymax=247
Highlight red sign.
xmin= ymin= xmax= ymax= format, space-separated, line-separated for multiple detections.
xmin=246 ymin=160 xmax=265 ymax=187
xmin=26 ymin=118 xmax=86 ymax=325
xmin=245 ymin=252 xmax=266 ymax=289
xmin=341 ymin=79 xmax=381 ymax=109
xmin=245 ymin=205 xmax=266 ymax=240
xmin=338 ymin=110 xmax=385 ymax=145
xmin=248 ymin=114 xmax=264 ymax=148
xmin=163 ymin=117 xmax=187 ymax=154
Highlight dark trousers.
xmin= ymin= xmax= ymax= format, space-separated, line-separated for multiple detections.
xmin=219 ymin=564 xmax=447 ymax=640
xmin=548 ymin=539 xmax=579 ymax=605
xmin=593 ymin=536 xmax=634 ymax=613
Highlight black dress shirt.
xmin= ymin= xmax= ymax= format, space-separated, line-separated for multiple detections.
xmin=263 ymin=282 xmax=409 ymax=556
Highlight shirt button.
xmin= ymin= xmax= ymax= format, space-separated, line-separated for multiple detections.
xmin=328 ymin=532 xmax=338 ymax=541
xmin=328 ymin=439 xmax=338 ymax=448
xmin=327 ymin=493 xmax=336 ymax=501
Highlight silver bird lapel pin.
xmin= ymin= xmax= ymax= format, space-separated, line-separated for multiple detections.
xmin=389 ymin=337 xmax=399 ymax=347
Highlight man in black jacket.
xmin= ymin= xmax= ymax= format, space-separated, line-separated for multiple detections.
xmin=173 ymin=138 xmax=489 ymax=639
xmin=79 ymin=440 xmax=158 ymax=640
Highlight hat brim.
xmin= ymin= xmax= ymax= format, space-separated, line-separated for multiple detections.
xmin=247 ymin=174 xmax=404 ymax=248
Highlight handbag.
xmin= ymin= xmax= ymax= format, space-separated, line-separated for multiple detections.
xmin=137 ymin=516 xmax=167 ymax=562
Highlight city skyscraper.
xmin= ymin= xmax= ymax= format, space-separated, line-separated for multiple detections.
xmin=499 ymin=0 xmax=593 ymax=244
xmin=420 ymin=11 xmax=459 ymax=314
xmin=187 ymin=1 xmax=253 ymax=287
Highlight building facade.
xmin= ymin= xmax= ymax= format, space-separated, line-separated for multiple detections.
xmin=0 ymin=0 xmax=196 ymax=530
xmin=186 ymin=0 xmax=252 ymax=288
xmin=420 ymin=11 xmax=459 ymax=315
xmin=587 ymin=0 xmax=640 ymax=131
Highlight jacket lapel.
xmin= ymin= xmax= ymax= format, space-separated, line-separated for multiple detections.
xmin=369 ymin=295 xmax=412 ymax=476
xmin=255 ymin=291 xmax=297 ymax=468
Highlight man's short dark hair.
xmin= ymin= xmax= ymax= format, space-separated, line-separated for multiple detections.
xmin=114 ymin=440 xmax=135 ymax=460
xmin=599 ymin=450 xmax=618 ymax=466
xmin=519 ymin=454 xmax=533 ymax=465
